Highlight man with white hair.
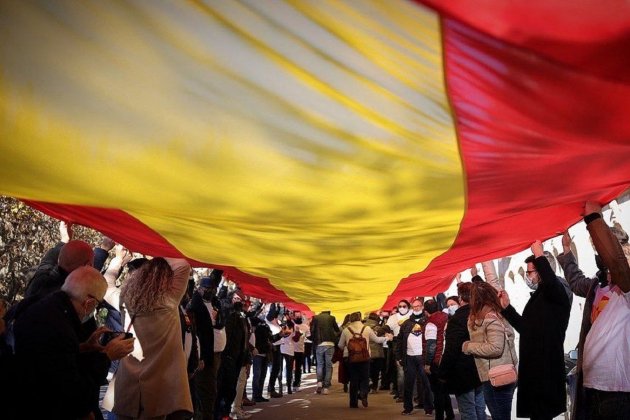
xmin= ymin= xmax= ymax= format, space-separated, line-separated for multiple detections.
xmin=13 ymin=266 xmax=134 ymax=419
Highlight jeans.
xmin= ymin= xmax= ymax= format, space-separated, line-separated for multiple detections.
xmin=403 ymin=355 xmax=433 ymax=413
xmin=193 ymin=353 xmax=222 ymax=420
xmin=268 ymin=346 xmax=282 ymax=393
xmin=348 ymin=361 xmax=370 ymax=407
xmin=216 ymin=355 xmax=240 ymax=418
xmin=293 ymin=352 xmax=305 ymax=387
xmin=252 ymin=355 xmax=268 ymax=399
xmin=482 ymin=381 xmax=515 ymax=420
xmin=585 ymin=388 xmax=630 ymax=420
xmin=316 ymin=345 xmax=335 ymax=388
xmin=456 ymin=385 xmax=486 ymax=420
xmin=282 ymin=354 xmax=294 ymax=391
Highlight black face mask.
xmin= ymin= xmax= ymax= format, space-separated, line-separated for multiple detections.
xmin=294 ymin=318 xmax=303 ymax=324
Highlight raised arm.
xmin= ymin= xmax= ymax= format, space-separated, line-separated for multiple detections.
xmin=585 ymin=201 xmax=630 ymax=293
xmin=532 ymin=240 xmax=570 ymax=307
xmin=166 ymin=258 xmax=192 ymax=302
xmin=556 ymin=231 xmax=594 ymax=297
xmin=482 ymin=260 xmax=502 ymax=291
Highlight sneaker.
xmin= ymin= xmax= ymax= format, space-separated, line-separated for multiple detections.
xmin=293 ymin=386 xmax=300 ymax=392
xmin=322 ymin=387 xmax=330 ymax=395
xmin=424 ymin=409 xmax=434 ymax=416
xmin=395 ymin=397 xmax=404 ymax=403
xmin=360 ymin=395 xmax=368 ymax=407
xmin=269 ymin=390 xmax=282 ymax=398
xmin=315 ymin=382 xmax=323 ymax=394
xmin=253 ymin=397 xmax=269 ymax=403
xmin=401 ymin=410 xmax=413 ymax=416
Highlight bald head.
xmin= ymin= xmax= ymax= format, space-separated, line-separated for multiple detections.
xmin=58 ymin=240 xmax=94 ymax=273
xmin=61 ymin=266 xmax=107 ymax=303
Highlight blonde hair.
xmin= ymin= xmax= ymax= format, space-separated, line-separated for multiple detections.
xmin=120 ymin=258 xmax=173 ymax=313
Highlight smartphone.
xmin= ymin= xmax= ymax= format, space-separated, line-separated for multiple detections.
xmin=99 ymin=331 xmax=133 ymax=346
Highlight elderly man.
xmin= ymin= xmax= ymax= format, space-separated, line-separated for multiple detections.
xmin=13 ymin=266 xmax=134 ymax=419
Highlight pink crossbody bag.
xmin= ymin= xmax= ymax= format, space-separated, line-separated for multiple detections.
xmin=487 ymin=321 xmax=517 ymax=387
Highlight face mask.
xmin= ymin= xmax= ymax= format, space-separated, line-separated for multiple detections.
xmin=233 ymin=302 xmax=244 ymax=313
xmin=447 ymin=305 xmax=459 ymax=316
xmin=412 ymin=310 xmax=422 ymax=316
xmin=202 ymin=289 xmax=214 ymax=300
xmin=294 ymin=318 xmax=303 ymax=324
xmin=81 ymin=306 xmax=94 ymax=324
xmin=411 ymin=330 xmax=422 ymax=336
xmin=398 ymin=306 xmax=409 ymax=316
xmin=525 ymin=274 xmax=538 ymax=291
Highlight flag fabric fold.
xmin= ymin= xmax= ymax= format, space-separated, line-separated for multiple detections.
xmin=2 ymin=0 xmax=629 ymax=316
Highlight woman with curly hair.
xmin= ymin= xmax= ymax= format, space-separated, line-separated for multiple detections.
xmin=112 ymin=257 xmax=193 ymax=420
xmin=462 ymin=281 xmax=518 ymax=420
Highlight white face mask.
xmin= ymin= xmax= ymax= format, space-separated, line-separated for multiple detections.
xmin=412 ymin=309 xmax=423 ymax=316
xmin=525 ymin=274 xmax=538 ymax=291
xmin=398 ymin=306 xmax=409 ymax=316
xmin=447 ymin=305 xmax=459 ymax=316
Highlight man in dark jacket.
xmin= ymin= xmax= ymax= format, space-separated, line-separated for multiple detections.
xmin=310 ymin=310 xmax=340 ymax=394
xmin=500 ymin=240 xmax=571 ymax=420
xmin=438 ymin=282 xmax=484 ymax=419
xmin=216 ymin=299 xmax=249 ymax=419
xmin=188 ymin=277 xmax=216 ymax=420
xmin=13 ymin=266 xmax=133 ymax=420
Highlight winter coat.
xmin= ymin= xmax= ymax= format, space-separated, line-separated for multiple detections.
xmin=463 ymin=309 xmax=517 ymax=382
xmin=310 ymin=311 xmax=340 ymax=346
xmin=113 ymin=259 xmax=193 ymax=418
xmin=502 ymin=255 xmax=571 ymax=419
xmin=437 ymin=305 xmax=481 ymax=395
xmin=364 ymin=318 xmax=385 ymax=359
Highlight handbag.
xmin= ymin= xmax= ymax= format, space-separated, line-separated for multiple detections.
xmin=487 ymin=320 xmax=517 ymax=387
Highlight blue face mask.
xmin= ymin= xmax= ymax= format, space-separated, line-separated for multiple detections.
xmin=525 ymin=274 xmax=538 ymax=291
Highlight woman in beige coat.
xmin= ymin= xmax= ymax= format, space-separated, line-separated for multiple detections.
xmin=462 ymin=282 xmax=518 ymax=420
xmin=113 ymin=257 xmax=193 ymax=420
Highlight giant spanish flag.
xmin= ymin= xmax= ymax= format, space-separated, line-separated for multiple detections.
xmin=1 ymin=0 xmax=629 ymax=316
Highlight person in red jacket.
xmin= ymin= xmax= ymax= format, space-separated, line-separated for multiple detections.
xmin=423 ymin=299 xmax=454 ymax=420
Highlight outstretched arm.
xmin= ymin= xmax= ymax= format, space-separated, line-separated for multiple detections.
xmin=585 ymin=201 xmax=630 ymax=293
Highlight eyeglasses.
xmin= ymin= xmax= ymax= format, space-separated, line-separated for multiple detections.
xmin=525 ymin=270 xmax=537 ymax=275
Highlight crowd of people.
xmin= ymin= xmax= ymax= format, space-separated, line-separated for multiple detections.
xmin=0 ymin=201 xmax=629 ymax=420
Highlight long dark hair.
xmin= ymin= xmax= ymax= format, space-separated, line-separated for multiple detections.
xmin=121 ymin=257 xmax=174 ymax=313
xmin=469 ymin=282 xmax=503 ymax=329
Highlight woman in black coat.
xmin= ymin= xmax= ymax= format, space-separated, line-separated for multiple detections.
xmin=499 ymin=240 xmax=571 ymax=420
xmin=438 ymin=282 xmax=485 ymax=419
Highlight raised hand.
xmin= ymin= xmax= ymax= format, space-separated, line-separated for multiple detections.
xmin=498 ymin=290 xmax=510 ymax=309
xmin=60 ymin=221 xmax=73 ymax=243
xmin=584 ymin=201 xmax=602 ymax=216
xmin=531 ymin=240 xmax=544 ymax=257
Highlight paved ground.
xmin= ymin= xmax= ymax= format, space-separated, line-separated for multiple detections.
xmin=101 ymin=366 xmax=459 ymax=419
xmin=240 ymin=369 xmax=447 ymax=420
